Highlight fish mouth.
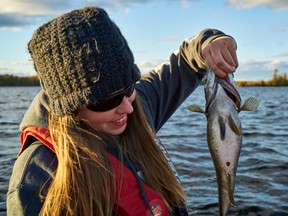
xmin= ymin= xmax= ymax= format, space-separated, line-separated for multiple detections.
xmin=218 ymin=75 xmax=242 ymax=110
xmin=205 ymin=73 xmax=242 ymax=111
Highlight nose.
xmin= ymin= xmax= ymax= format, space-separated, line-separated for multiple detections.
xmin=117 ymin=96 xmax=134 ymax=114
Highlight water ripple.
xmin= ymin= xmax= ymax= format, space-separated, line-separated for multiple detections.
xmin=1 ymin=86 xmax=288 ymax=215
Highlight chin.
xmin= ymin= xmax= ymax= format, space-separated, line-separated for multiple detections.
xmin=110 ymin=126 xmax=127 ymax=136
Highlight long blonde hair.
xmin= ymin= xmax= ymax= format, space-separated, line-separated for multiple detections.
xmin=40 ymin=95 xmax=185 ymax=215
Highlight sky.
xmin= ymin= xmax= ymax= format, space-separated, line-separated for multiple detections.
xmin=0 ymin=0 xmax=287 ymax=81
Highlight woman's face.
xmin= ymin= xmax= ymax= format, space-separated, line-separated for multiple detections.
xmin=78 ymin=90 xmax=136 ymax=135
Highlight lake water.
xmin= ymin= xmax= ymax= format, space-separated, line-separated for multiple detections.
xmin=0 ymin=86 xmax=287 ymax=215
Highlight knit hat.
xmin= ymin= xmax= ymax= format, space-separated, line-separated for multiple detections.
xmin=28 ymin=7 xmax=141 ymax=117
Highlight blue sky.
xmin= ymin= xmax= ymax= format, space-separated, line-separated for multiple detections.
xmin=0 ymin=0 xmax=287 ymax=81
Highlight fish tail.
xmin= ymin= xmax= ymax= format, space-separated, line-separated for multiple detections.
xmin=227 ymin=172 xmax=238 ymax=207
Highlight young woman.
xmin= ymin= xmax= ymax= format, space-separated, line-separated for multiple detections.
xmin=7 ymin=7 xmax=238 ymax=216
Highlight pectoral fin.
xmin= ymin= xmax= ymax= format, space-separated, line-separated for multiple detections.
xmin=228 ymin=115 xmax=241 ymax=137
xmin=241 ymin=97 xmax=259 ymax=111
xmin=187 ymin=105 xmax=205 ymax=114
xmin=218 ymin=115 xmax=226 ymax=141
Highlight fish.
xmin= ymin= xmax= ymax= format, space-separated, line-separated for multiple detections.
xmin=187 ymin=68 xmax=259 ymax=216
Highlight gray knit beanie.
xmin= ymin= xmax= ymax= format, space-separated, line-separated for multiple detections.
xmin=28 ymin=7 xmax=141 ymax=117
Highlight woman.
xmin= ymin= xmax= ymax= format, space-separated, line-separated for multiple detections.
xmin=7 ymin=6 xmax=238 ymax=216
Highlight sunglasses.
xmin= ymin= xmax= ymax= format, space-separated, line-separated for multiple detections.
xmin=87 ymin=83 xmax=135 ymax=112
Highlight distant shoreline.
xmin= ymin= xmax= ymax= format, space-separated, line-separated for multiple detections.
xmin=1 ymin=70 xmax=287 ymax=87
xmin=0 ymin=75 xmax=39 ymax=86
xmin=236 ymin=81 xmax=288 ymax=87
xmin=236 ymin=69 xmax=288 ymax=86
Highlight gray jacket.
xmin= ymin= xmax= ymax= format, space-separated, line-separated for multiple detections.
xmin=7 ymin=29 xmax=227 ymax=215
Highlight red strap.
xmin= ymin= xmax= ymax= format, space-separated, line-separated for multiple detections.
xmin=106 ymin=152 xmax=169 ymax=216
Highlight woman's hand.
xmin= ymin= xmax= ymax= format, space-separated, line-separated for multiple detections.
xmin=202 ymin=36 xmax=238 ymax=78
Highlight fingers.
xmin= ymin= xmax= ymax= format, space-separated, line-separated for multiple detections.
xmin=202 ymin=36 xmax=238 ymax=78
xmin=203 ymin=49 xmax=234 ymax=77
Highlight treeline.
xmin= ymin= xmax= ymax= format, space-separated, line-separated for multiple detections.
xmin=237 ymin=69 xmax=288 ymax=86
xmin=0 ymin=74 xmax=40 ymax=86
xmin=1 ymin=69 xmax=288 ymax=87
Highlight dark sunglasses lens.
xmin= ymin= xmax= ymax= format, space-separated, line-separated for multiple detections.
xmin=87 ymin=95 xmax=123 ymax=112
xmin=125 ymin=84 xmax=135 ymax=97
xmin=87 ymin=84 xmax=135 ymax=112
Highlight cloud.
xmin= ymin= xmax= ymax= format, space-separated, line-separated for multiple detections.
xmin=235 ymin=59 xmax=288 ymax=81
xmin=0 ymin=13 xmax=48 ymax=29
xmin=241 ymin=59 xmax=287 ymax=71
xmin=91 ymin=0 xmax=198 ymax=10
xmin=274 ymin=52 xmax=288 ymax=58
xmin=2 ymin=56 xmax=287 ymax=81
xmin=0 ymin=0 xmax=80 ymax=29
xmin=0 ymin=0 xmax=77 ymax=14
xmin=0 ymin=60 xmax=36 ymax=76
xmin=0 ymin=0 xmax=202 ymax=29
xmin=0 ymin=58 xmax=166 ymax=76
xmin=227 ymin=0 xmax=288 ymax=10
xmin=137 ymin=59 xmax=167 ymax=74
xmin=0 ymin=0 xmax=287 ymax=29
xmin=136 ymin=57 xmax=288 ymax=80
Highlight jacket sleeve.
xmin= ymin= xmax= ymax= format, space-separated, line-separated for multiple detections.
xmin=136 ymin=28 xmax=227 ymax=132
xmin=6 ymin=142 xmax=57 ymax=216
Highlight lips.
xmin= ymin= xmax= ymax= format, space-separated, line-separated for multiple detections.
xmin=111 ymin=115 xmax=127 ymax=126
